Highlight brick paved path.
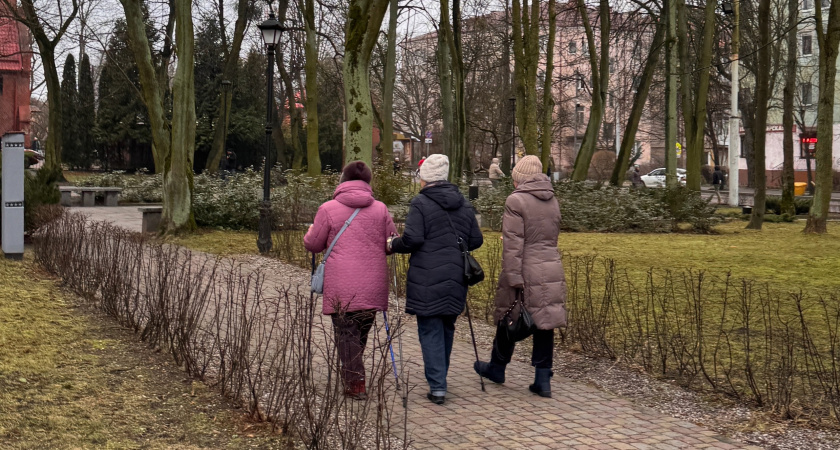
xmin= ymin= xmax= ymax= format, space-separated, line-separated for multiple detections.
xmin=69 ymin=206 xmax=760 ymax=449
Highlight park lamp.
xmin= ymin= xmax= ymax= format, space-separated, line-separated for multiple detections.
xmin=721 ymin=1 xmax=734 ymax=15
xmin=258 ymin=13 xmax=283 ymax=48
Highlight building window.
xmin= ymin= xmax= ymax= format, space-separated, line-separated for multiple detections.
xmin=609 ymin=57 xmax=616 ymax=74
xmin=569 ymin=40 xmax=577 ymax=54
xmin=801 ymin=83 xmax=813 ymax=105
xmin=576 ymin=76 xmax=585 ymax=96
xmin=539 ymin=35 xmax=548 ymax=54
xmin=800 ymin=137 xmax=817 ymax=158
xmin=575 ymin=104 xmax=585 ymax=125
xmin=609 ymin=92 xmax=615 ymax=107
xmin=581 ymin=39 xmax=588 ymax=54
xmin=603 ymin=122 xmax=615 ymax=141
xmin=632 ymin=77 xmax=641 ymax=93
xmin=803 ymin=0 xmax=813 ymax=10
xmin=822 ymin=0 xmax=830 ymax=8
xmin=0 ymin=76 xmax=4 ymax=96
xmin=801 ymin=35 xmax=812 ymax=56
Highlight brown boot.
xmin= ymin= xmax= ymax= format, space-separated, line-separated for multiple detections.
xmin=345 ymin=380 xmax=367 ymax=400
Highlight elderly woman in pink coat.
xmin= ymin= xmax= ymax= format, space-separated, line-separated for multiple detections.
xmin=304 ymin=161 xmax=397 ymax=400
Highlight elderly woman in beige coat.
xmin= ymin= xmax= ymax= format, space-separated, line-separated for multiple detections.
xmin=474 ymin=155 xmax=567 ymax=398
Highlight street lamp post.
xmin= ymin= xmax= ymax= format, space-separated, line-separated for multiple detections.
xmin=723 ymin=0 xmax=740 ymax=206
xmin=257 ymin=13 xmax=283 ymax=254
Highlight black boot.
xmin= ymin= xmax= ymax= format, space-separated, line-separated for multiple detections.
xmin=474 ymin=360 xmax=505 ymax=384
xmin=528 ymin=368 xmax=553 ymax=398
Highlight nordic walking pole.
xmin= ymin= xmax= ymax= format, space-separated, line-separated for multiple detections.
xmin=391 ymin=254 xmax=407 ymax=406
xmin=464 ymin=299 xmax=486 ymax=392
xmin=383 ymin=311 xmax=400 ymax=386
xmin=306 ymin=252 xmax=316 ymax=377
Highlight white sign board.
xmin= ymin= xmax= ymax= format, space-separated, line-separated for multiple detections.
xmin=425 ymin=138 xmax=433 ymax=144
xmin=2 ymin=132 xmax=25 ymax=260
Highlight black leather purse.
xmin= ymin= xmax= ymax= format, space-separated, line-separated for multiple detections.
xmin=502 ymin=290 xmax=535 ymax=341
xmin=439 ymin=203 xmax=484 ymax=286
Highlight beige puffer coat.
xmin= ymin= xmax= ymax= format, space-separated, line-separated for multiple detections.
xmin=493 ymin=174 xmax=567 ymax=329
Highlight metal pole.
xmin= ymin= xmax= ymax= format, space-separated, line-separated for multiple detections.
xmin=728 ymin=0 xmax=741 ymax=206
xmin=257 ymin=44 xmax=275 ymax=253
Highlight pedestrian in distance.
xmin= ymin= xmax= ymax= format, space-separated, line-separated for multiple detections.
xmin=393 ymin=157 xmax=402 ymax=176
xmin=221 ymin=149 xmax=237 ymax=180
xmin=389 ymin=154 xmax=484 ymax=405
xmin=474 ymin=155 xmax=567 ymax=398
xmin=488 ymin=157 xmax=506 ymax=187
xmin=711 ymin=166 xmax=726 ymax=203
xmin=630 ymin=164 xmax=644 ymax=189
xmin=304 ymin=161 xmax=397 ymax=400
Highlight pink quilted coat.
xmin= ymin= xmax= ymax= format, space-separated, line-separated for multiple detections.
xmin=304 ymin=180 xmax=397 ymax=315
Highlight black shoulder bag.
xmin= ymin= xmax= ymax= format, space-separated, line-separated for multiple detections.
xmin=501 ymin=290 xmax=535 ymax=341
xmin=440 ymin=205 xmax=485 ymax=286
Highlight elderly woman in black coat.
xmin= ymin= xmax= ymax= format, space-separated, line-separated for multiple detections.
xmin=389 ymin=154 xmax=483 ymax=405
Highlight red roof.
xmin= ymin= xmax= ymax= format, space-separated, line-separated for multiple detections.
xmin=0 ymin=18 xmax=23 ymax=72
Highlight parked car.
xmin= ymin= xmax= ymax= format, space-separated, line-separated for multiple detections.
xmin=641 ymin=168 xmax=687 ymax=188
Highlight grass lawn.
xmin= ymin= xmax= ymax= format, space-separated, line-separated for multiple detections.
xmin=174 ymin=220 xmax=840 ymax=293
xmin=0 ymin=258 xmax=285 ymax=449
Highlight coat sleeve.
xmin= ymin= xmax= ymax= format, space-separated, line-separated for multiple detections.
xmin=466 ymin=204 xmax=484 ymax=251
xmin=303 ymin=205 xmax=331 ymax=254
xmin=390 ymin=200 xmax=425 ymax=253
xmin=383 ymin=204 xmax=398 ymax=253
xmin=501 ymin=195 xmax=525 ymax=289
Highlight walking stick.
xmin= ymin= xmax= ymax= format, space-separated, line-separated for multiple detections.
xmin=306 ymin=252 xmax=316 ymax=377
xmin=464 ymin=299 xmax=486 ymax=392
xmin=389 ymin=253 xmax=408 ymax=407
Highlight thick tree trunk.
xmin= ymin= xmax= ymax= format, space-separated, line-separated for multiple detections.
xmin=438 ymin=2 xmax=454 ymax=160
xmin=450 ymin=0 xmax=467 ymax=178
xmin=511 ymin=0 xmax=541 ymax=157
xmin=499 ymin=5 xmax=513 ymax=175
xmin=746 ymin=0 xmax=771 ymax=230
xmin=780 ymin=0 xmax=797 ymax=217
xmin=42 ymin=49 xmax=63 ymax=175
xmin=664 ymin=0 xmax=678 ymax=187
xmin=805 ymin=1 xmax=840 ymax=233
xmin=343 ymin=0 xmax=389 ymax=165
xmin=161 ymin=0 xmax=197 ymax=233
xmin=540 ymin=0 xmax=557 ymax=169
xmin=571 ymin=0 xmax=610 ymax=181
xmin=380 ymin=0 xmax=398 ymax=172
xmin=685 ymin=0 xmax=717 ymax=191
xmin=611 ymin=22 xmax=664 ymax=186
xmin=206 ymin=0 xmax=250 ymax=173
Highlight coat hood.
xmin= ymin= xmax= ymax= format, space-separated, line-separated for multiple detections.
xmin=420 ymin=182 xmax=465 ymax=211
xmin=334 ymin=180 xmax=376 ymax=208
xmin=515 ymin=174 xmax=555 ymax=201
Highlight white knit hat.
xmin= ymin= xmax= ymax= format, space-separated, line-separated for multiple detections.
xmin=419 ymin=154 xmax=450 ymax=182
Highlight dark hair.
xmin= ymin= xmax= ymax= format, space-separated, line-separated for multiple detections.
xmin=340 ymin=161 xmax=372 ymax=184
xmin=715 ymin=166 xmax=721 ymax=171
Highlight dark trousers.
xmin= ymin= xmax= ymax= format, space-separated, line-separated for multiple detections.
xmin=416 ymin=314 xmax=458 ymax=395
xmin=331 ymin=309 xmax=376 ymax=385
xmin=490 ymin=323 xmax=554 ymax=369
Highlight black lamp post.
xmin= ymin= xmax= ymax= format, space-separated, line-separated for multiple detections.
xmin=257 ymin=13 xmax=283 ymax=254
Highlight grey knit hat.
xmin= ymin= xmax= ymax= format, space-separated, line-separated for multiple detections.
xmin=419 ymin=154 xmax=450 ymax=182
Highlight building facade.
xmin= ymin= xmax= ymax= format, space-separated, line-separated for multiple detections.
xmin=0 ymin=7 xmax=31 ymax=148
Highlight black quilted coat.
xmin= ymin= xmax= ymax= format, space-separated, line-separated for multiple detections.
xmin=391 ymin=182 xmax=483 ymax=316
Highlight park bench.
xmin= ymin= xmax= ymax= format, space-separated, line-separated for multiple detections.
xmin=138 ymin=206 xmax=163 ymax=233
xmin=59 ymin=186 xmax=122 ymax=207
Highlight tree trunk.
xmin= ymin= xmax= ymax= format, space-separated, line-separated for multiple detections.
xmin=438 ymin=1 xmax=454 ymax=160
xmin=684 ymin=0 xmax=718 ymax=191
xmin=42 ymin=48 xmax=63 ymax=176
xmin=511 ymin=0 xmax=541 ymax=157
xmin=450 ymin=0 xmax=467 ymax=179
xmin=780 ymin=0 xmax=797 ymax=217
xmin=571 ymin=0 xmax=610 ymax=181
xmin=343 ymin=0 xmax=389 ymax=165
xmin=206 ymin=0 xmax=250 ymax=173
xmin=611 ymin=22 xmax=664 ymax=185
xmin=805 ymin=1 xmax=840 ymax=233
xmin=380 ymin=0 xmax=398 ymax=172
xmin=499 ymin=5 xmax=513 ymax=175
xmin=278 ymin=55 xmax=304 ymax=170
xmin=746 ymin=0 xmax=771 ymax=230
xmin=540 ymin=0 xmax=557 ymax=169
xmin=664 ymin=0 xmax=678 ymax=187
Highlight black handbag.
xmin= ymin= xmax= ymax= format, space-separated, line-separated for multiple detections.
xmin=441 ymin=207 xmax=484 ymax=286
xmin=502 ymin=290 xmax=535 ymax=341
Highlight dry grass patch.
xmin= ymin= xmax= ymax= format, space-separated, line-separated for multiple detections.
xmin=0 ymin=258 xmax=286 ymax=449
